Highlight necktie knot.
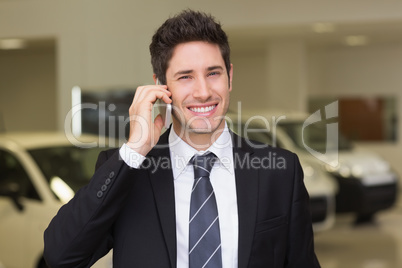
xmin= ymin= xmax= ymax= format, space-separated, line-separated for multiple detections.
xmin=191 ymin=153 xmax=217 ymax=179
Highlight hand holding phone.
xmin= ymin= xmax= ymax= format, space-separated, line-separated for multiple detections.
xmin=126 ymin=80 xmax=171 ymax=156
xmin=156 ymin=79 xmax=172 ymax=129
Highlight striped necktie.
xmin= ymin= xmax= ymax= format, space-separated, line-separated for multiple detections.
xmin=189 ymin=152 xmax=222 ymax=268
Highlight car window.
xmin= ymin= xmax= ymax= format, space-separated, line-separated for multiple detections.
xmin=28 ymin=146 xmax=105 ymax=194
xmin=0 ymin=150 xmax=40 ymax=200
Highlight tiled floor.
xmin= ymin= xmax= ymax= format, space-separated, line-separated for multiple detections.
xmin=315 ymin=198 xmax=402 ymax=268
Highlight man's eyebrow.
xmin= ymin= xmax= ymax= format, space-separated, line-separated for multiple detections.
xmin=174 ymin=69 xmax=193 ymax=77
xmin=207 ymin=65 xmax=224 ymax=71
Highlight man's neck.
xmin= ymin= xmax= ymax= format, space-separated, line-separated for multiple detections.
xmin=172 ymin=123 xmax=226 ymax=151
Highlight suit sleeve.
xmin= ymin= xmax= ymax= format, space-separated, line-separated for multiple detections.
xmin=286 ymin=154 xmax=321 ymax=268
xmin=43 ymin=149 xmax=139 ymax=268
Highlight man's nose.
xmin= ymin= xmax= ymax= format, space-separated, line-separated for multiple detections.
xmin=192 ymin=78 xmax=212 ymax=100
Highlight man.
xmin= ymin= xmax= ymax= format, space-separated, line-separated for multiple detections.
xmin=44 ymin=10 xmax=320 ymax=268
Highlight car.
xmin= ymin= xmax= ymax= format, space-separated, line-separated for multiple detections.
xmin=278 ymin=115 xmax=399 ymax=223
xmin=0 ymin=132 xmax=113 ymax=268
xmin=229 ymin=109 xmax=398 ymax=223
xmin=226 ymin=113 xmax=338 ymax=232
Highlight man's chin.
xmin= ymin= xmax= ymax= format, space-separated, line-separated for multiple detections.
xmin=188 ymin=127 xmax=215 ymax=135
xmin=191 ymin=117 xmax=227 ymax=132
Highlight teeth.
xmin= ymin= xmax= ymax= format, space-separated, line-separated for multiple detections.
xmin=190 ymin=105 xmax=216 ymax=113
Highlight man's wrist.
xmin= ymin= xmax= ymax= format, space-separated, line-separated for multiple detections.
xmin=119 ymin=143 xmax=147 ymax=168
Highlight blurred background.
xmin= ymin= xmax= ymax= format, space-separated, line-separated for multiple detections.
xmin=1 ymin=0 xmax=402 ymax=267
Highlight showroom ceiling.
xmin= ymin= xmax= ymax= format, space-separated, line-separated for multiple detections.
xmin=227 ymin=19 xmax=402 ymax=50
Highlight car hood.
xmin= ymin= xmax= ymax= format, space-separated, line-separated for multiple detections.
xmin=336 ymin=150 xmax=391 ymax=175
xmin=296 ymin=148 xmax=393 ymax=177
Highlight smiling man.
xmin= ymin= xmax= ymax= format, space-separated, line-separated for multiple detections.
xmin=44 ymin=10 xmax=321 ymax=268
xmin=166 ymin=41 xmax=232 ymax=147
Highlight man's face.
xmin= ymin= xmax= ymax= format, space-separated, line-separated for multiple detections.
xmin=165 ymin=41 xmax=233 ymax=139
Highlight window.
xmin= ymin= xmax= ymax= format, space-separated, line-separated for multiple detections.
xmin=309 ymin=97 xmax=398 ymax=142
xmin=0 ymin=150 xmax=40 ymax=200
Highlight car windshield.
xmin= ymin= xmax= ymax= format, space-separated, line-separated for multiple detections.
xmin=279 ymin=121 xmax=352 ymax=153
xmin=28 ymin=146 xmax=105 ymax=194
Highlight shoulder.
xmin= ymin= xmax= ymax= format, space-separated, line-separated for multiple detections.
xmin=233 ymin=132 xmax=297 ymax=159
xmin=254 ymin=142 xmax=297 ymax=161
xmin=233 ymin=134 xmax=300 ymax=171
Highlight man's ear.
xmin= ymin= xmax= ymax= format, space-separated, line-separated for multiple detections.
xmin=228 ymin=63 xmax=233 ymax=92
xmin=153 ymin=74 xmax=157 ymax=84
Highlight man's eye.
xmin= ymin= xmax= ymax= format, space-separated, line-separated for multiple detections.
xmin=179 ymin=76 xmax=190 ymax=80
xmin=208 ymin=71 xmax=219 ymax=77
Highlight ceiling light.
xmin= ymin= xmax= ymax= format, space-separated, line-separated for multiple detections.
xmin=344 ymin=35 xmax=369 ymax=46
xmin=0 ymin=38 xmax=27 ymax=49
xmin=312 ymin=22 xmax=336 ymax=33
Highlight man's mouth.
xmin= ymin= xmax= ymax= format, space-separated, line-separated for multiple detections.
xmin=188 ymin=104 xmax=217 ymax=114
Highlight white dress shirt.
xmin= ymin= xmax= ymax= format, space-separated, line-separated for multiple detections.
xmin=119 ymin=123 xmax=238 ymax=268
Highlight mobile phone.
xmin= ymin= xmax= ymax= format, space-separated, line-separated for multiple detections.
xmin=155 ymin=78 xmax=172 ymax=129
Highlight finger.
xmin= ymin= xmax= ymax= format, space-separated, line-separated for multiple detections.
xmin=132 ymin=85 xmax=165 ymax=101
xmin=134 ymin=86 xmax=171 ymax=104
xmin=130 ymin=91 xmax=171 ymax=115
xmin=153 ymin=92 xmax=172 ymax=104
xmin=136 ymin=84 xmax=168 ymax=95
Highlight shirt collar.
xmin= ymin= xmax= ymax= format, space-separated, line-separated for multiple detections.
xmin=169 ymin=122 xmax=233 ymax=179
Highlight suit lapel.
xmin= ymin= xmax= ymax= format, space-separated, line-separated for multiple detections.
xmin=146 ymin=130 xmax=177 ymax=268
xmin=231 ymin=132 xmax=259 ymax=268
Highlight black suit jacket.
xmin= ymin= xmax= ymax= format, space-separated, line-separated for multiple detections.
xmin=44 ymin=130 xmax=320 ymax=267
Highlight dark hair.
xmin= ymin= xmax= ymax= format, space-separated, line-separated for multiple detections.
xmin=149 ymin=9 xmax=231 ymax=84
